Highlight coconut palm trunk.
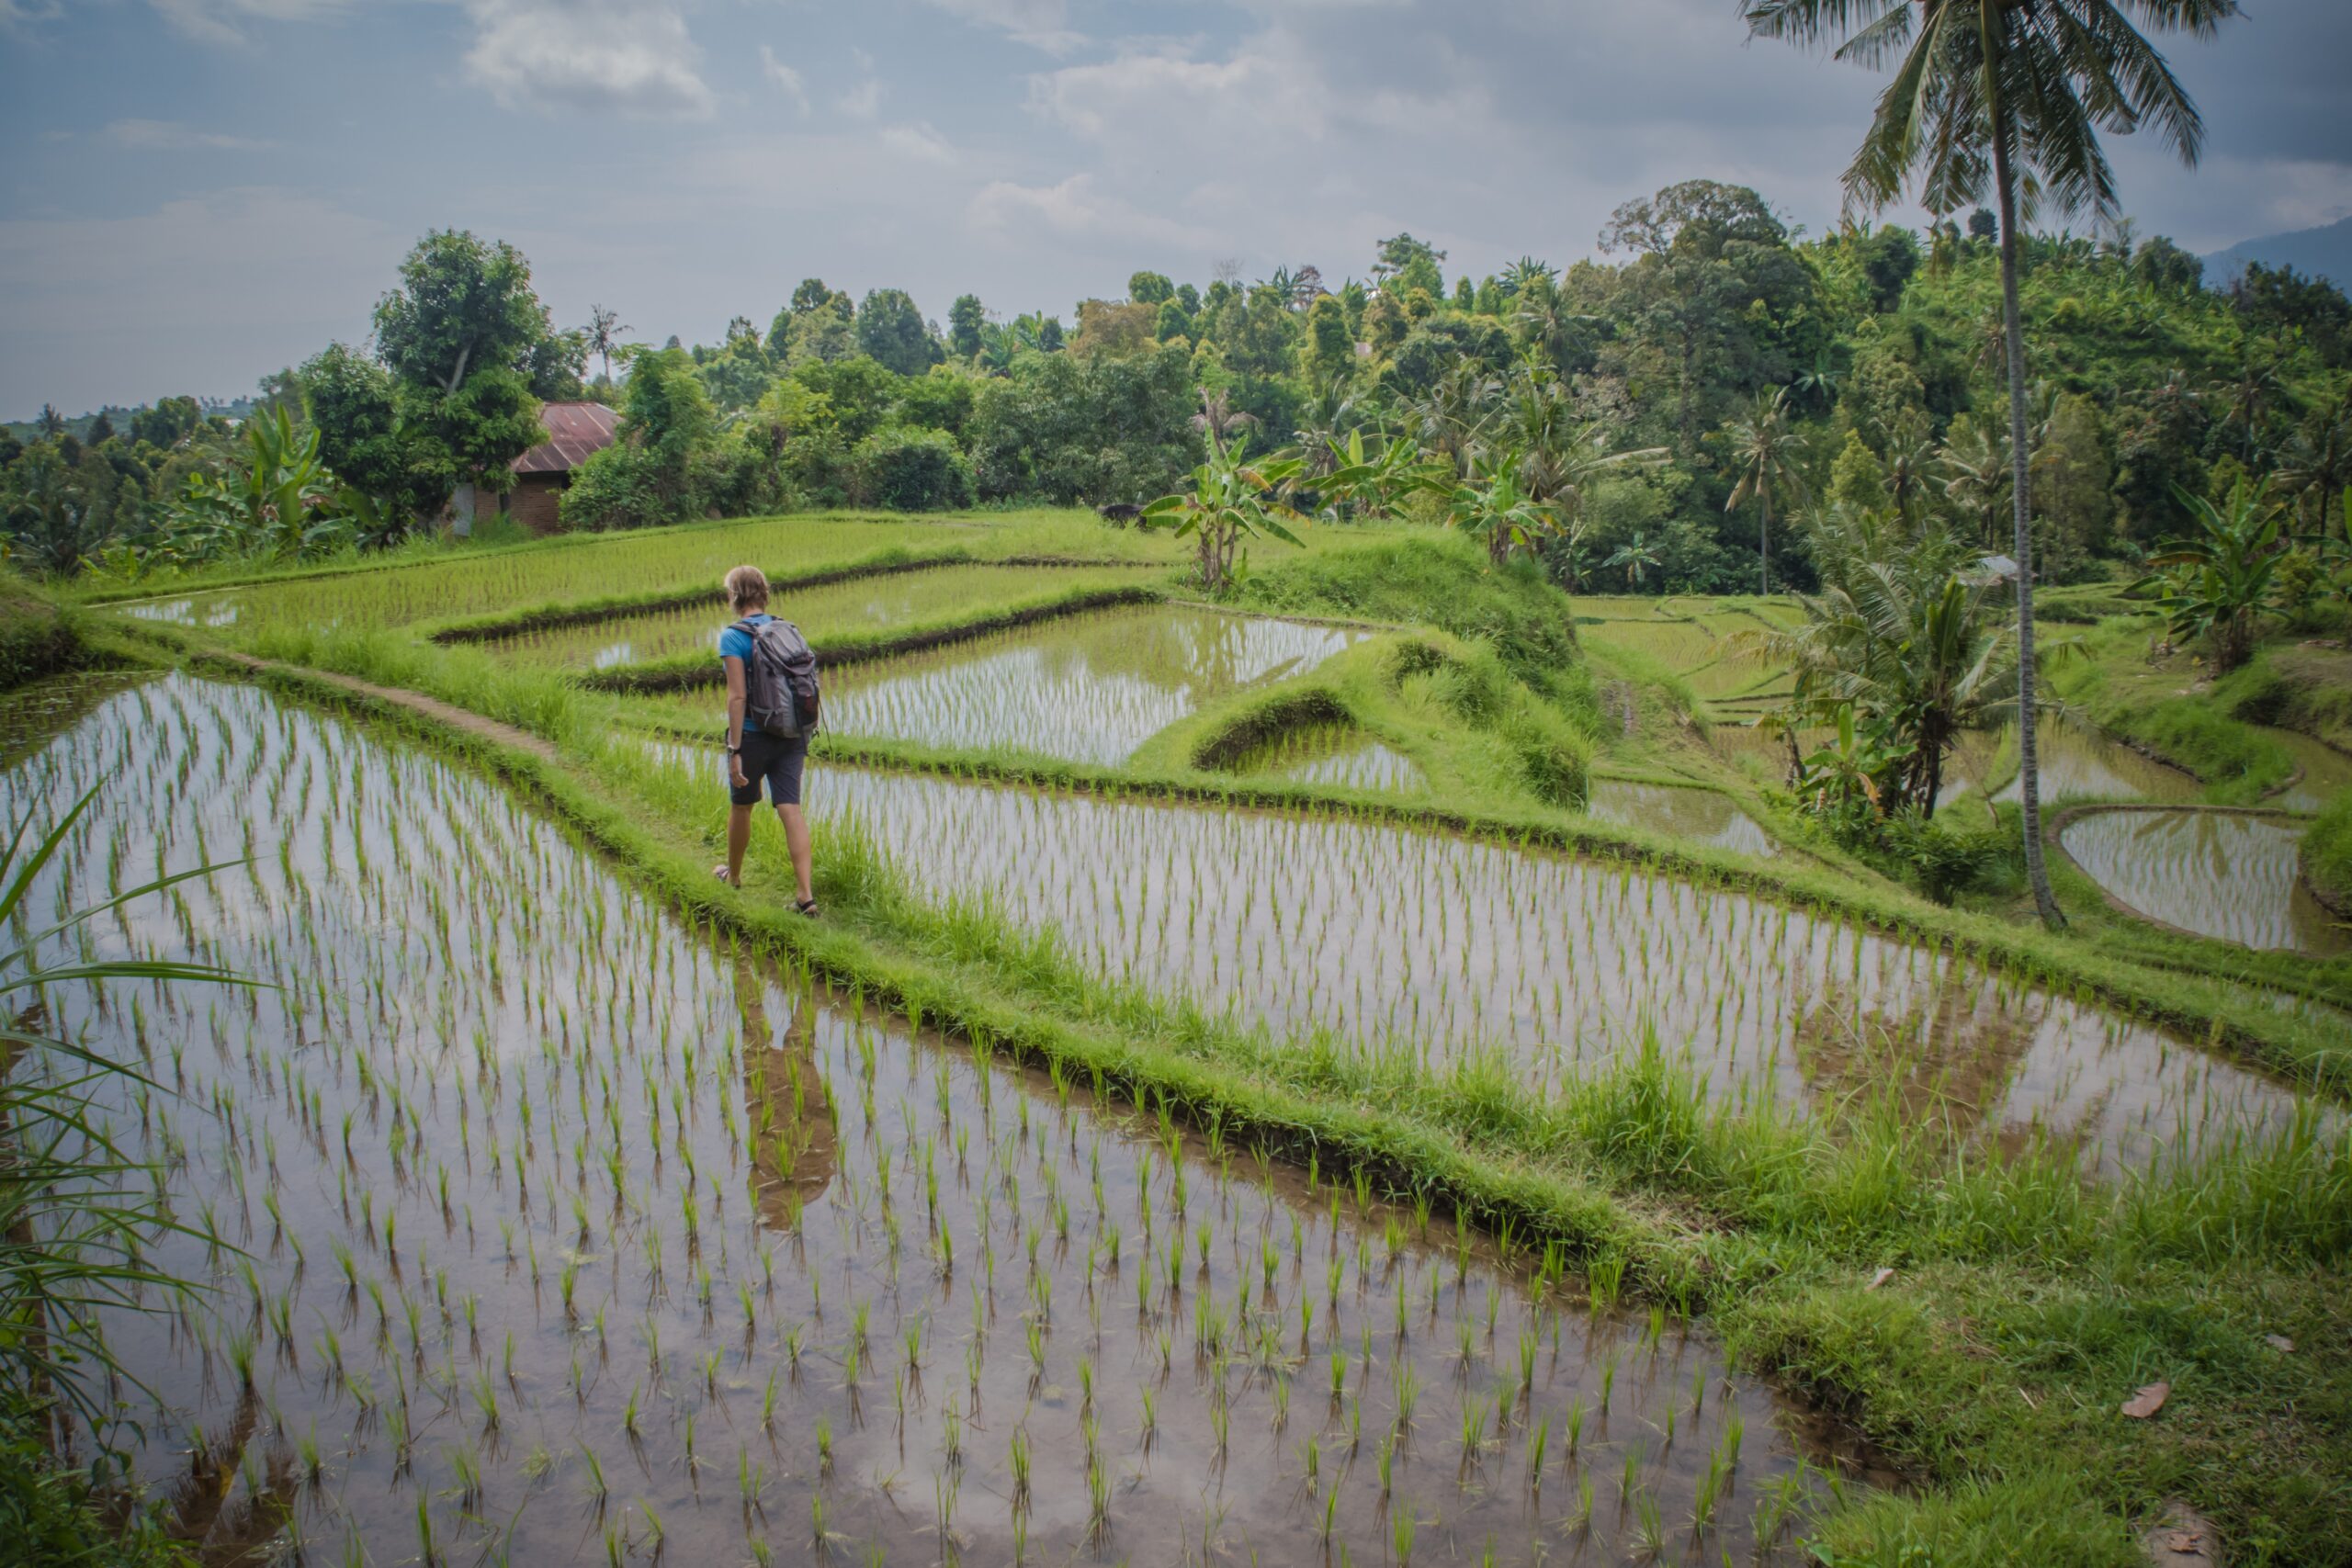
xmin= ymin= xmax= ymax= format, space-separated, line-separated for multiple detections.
xmin=1758 ymin=484 xmax=1771 ymax=596
xmin=1984 ymin=30 xmax=2064 ymax=930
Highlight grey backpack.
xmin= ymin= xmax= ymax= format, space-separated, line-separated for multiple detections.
xmin=733 ymin=618 xmax=821 ymax=737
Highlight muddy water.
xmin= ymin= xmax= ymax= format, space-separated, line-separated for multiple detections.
xmin=1588 ymin=781 xmax=1777 ymax=858
xmin=3 ymin=674 xmax=1846 ymax=1566
xmin=752 ymin=762 xmax=2326 ymax=1174
xmin=481 ymin=563 xmax=1161 ymax=672
xmin=1226 ymin=722 xmax=1430 ymax=794
xmin=2265 ymin=727 xmax=2352 ymax=815
xmin=2061 ymin=809 xmax=2351 ymax=956
xmin=1938 ymin=722 xmax=2201 ymax=813
xmin=651 ymin=604 xmax=1370 ymax=764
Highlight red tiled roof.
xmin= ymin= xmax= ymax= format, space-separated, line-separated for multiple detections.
xmin=512 ymin=400 xmax=619 ymax=475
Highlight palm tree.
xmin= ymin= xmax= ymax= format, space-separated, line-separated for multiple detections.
xmin=1743 ymin=0 xmax=2239 ymax=931
xmin=587 ymin=304 xmax=628 ymax=386
xmin=1189 ymin=387 xmax=1260 ymax=457
xmin=1938 ymin=419 xmax=2012 ymax=548
xmin=1719 ymin=387 xmax=1806 ymax=595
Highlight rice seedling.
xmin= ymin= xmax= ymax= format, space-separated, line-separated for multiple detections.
xmin=0 ymin=674 xmax=1852 ymax=1568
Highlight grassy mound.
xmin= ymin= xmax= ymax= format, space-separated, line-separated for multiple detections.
xmin=2306 ymin=791 xmax=2352 ymax=916
xmin=1229 ymin=532 xmax=1580 ymax=682
xmin=0 ymin=570 xmax=88 ymax=692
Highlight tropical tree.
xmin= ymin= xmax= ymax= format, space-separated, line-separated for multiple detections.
xmin=2134 ymin=480 xmax=2284 ymax=671
xmin=1318 ymin=429 xmax=1447 ymax=523
xmin=1189 ymin=387 xmax=1260 ymax=456
xmin=1604 ymin=530 xmax=1665 ymax=590
xmin=587 ymin=304 xmax=628 ymax=385
xmin=1743 ymin=0 xmax=2239 ymax=929
xmin=1718 ymin=386 xmax=1806 ymax=594
xmin=164 ymin=406 xmax=345 ymax=561
xmin=1444 ymin=461 xmax=1558 ymax=567
xmin=1141 ymin=443 xmax=1306 ymax=591
xmin=1744 ymin=508 xmax=2018 ymax=813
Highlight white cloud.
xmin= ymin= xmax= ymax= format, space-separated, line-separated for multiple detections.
xmin=103 ymin=118 xmax=274 ymax=152
xmin=879 ymin=121 xmax=956 ymax=166
xmin=148 ymin=0 xmax=343 ymax=47
xmin=835 ymin=76 xmax=882 ymax=121
xmin=919 ymin=0 xmax=1082 ymax=54
xmin=759 ymin=44 xmax=808 ymax=115
xmin=462 ymin=0 xmax=716 ymax=120
xmin=967 ymin=173 xmax=1218 ymax=254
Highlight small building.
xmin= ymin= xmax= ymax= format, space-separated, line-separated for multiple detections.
xmin=505 ymin=401 xmax=619 ymax=534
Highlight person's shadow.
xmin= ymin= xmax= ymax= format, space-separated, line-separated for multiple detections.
xmin=736 ymin=955 xmax=836 ymax=1229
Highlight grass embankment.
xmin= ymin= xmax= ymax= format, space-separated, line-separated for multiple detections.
xmin=1133 ymin=630 xmax=1596 ymax=810
xmin=2307 ymin=792 xmax=2352 ymax=918
xmin=87 ymin=514 xmax=2352 ymax=1562
xmin=2049 ymin=617 xmax=2305 ymax=803
xmin=196 ymin=642 xmax=2352 ymax=1567
xmin=0 ymin=570 xmax=94 ymax=692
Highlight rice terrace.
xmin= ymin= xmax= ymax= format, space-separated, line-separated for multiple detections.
xmin=6 ymin=3 xmax=2352 ymax=1566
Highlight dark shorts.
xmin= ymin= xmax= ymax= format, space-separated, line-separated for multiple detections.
xmin=729 ymin=730 xmax=808 ymax=807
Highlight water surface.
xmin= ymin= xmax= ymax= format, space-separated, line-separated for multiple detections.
xmin=3 ymin=673 xmax=1846 ymax=1566
xmin=2061 ymin=808 xmax=2350 ymax=956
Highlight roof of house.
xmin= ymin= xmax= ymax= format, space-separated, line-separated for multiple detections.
xmin=511 ymin=401 xmax=619 ymax=476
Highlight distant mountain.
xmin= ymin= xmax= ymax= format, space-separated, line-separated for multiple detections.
xmin=2204 ymin=214 xmax=2352 ymax=288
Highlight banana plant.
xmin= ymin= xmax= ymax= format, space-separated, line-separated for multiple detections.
xmin=1317 ymin=429 xmax=1447 ymax=523
xmin=1442 ymin=460 xmax=1558 ymax=567
xmin=1141 ymin=443 xmax=1306 ymax=592
xmin=2133 ymin=480 xmax=2285 ymax=671
xmin=162 ymin=406 xmax=347 ymax=563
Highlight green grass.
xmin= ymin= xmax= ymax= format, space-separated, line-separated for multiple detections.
xmin=2306 ymin=791 xmax=2352 ymax=915
xmin=193 ymin=649 xmax=2352 ymax=1563
xmin=70 ymin=513 xmax=2352 ymax=1564
xmin=0 ymin=570 xmax=92 ymax=692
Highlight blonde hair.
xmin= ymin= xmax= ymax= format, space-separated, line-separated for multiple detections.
xmin=723 ymin=564 xmax=769 ymax=612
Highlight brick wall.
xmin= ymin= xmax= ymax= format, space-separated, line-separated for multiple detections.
xmin=511 ymin=475 xmax=567 ymax=536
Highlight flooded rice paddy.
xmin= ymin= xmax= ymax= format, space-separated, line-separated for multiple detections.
xmin=479 ymin=563 xmax=1163 ymax=671
xmin=4 ymin=674 xmax=1848 ymax=1566
xmin=1222 ymin=723 xmax=1430 ymax=794
xmin=2060 ymin=809 xmax=2351 ymax=957
xmin=668 ymin=759 xmax=2333 ymax=1175
xmin=1587 ymin=782 xmax=1777 ymax=858
xmin=1936 ymin=722 xmax=2202 ymax=814
xmin=646 ymin=604 xmax=1370 ymax=764
xmin=2265 ymin=727 xmax=2352 ymax=815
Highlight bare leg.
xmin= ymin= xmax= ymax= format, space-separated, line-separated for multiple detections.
xmin=726 ymin=803 xmax=755 ymax=884
xmin=776 ymin=804 xmax=814 ymax=905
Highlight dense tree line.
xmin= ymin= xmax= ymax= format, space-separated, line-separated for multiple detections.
xmin=6 ymin=193 xmax=2349 ymax=590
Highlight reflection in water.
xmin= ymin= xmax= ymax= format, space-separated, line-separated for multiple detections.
xmin=2062 ymin=808 xmax=2351 ymax=956
xmin=2264 ymin=727 xmax=2352 ymax=815
xmin=1225 ymin=721 xmax=1430 ymax=793
xmin=811 ymin=604 xmax=1368 ymax=762
xmin=1938 ymin=721 xmax=2200 ymax=813
xmin=1589 ymin=779 xmax=1778 ymax=857
xmin=2 ymin=674 xmax=1852 ymax=1565
xmin=737 ymin=953 xmax=836 ymax=1226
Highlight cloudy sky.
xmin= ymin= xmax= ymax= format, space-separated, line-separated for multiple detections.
xmin=4 ymin=0 xmax=2347 ymax=415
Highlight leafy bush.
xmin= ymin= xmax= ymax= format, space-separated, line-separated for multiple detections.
xmin=558 ymin=442 xmax=668 ymax=531
xmin=854 ymin=426 xmax=974 ymax=512
xmin=0 ymin=1400 xmax=188 ymax=1568
xmin=1231 ymin=535 xmax=1581 ymax=682
xmin=1873 ymin=807 xmax=2009 ymax=904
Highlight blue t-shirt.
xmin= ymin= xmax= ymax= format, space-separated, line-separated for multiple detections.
xmin=719 ymin=613 xmax=775 ymax=736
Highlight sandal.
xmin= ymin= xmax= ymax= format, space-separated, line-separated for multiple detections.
xmin=794 ymin=897 xmax=820 ymax=919
xmin=713 ymin=865 xmax=734 ymax=886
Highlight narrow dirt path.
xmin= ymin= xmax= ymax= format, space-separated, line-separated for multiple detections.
xmin=206 ymin=651 xmax=560 ymax=763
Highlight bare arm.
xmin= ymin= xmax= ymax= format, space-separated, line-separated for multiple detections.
xmin=724 ymin=657 xmax=749 ymax=750
xmin=723 ymin=657 xmax=749 ymax=787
